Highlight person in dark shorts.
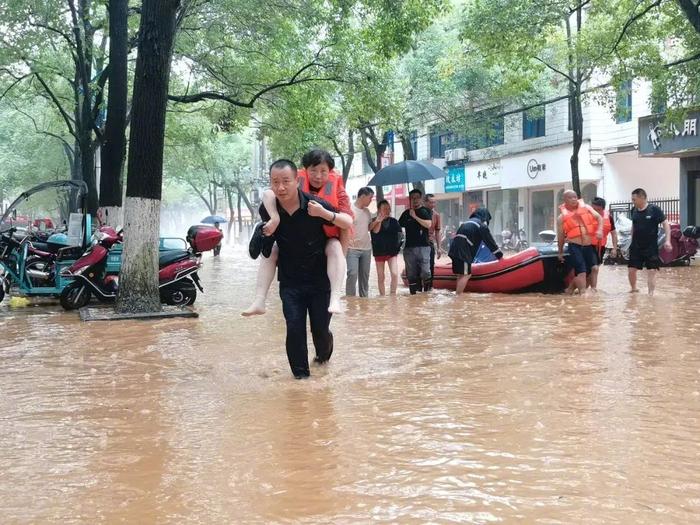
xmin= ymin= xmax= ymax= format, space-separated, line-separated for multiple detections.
xmin=557 ymin=190 xmax=603 ymax=295
xmin=628 ymin=188 xmax=671 ymax=295
xmin=448 ymin=208 xmax=503 ymax=294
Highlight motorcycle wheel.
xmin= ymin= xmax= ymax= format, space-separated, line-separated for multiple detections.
xmin=25 ymin=256 xmax=52 ymax=286
xmin=60 ymin=281 xmax=92 ymax=310
xmin=160 ymin=280 xmax=197 ymax=306
xmin=0 ymin=283 xmax=4 ymax=303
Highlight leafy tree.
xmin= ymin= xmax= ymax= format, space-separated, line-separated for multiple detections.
xmin=461 ymin=0 xmax=673 ymax=195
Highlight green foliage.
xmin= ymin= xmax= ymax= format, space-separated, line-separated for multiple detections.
xmin=0 ymin=102 xmax=71 ymax=196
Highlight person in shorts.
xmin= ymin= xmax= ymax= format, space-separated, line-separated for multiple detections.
xmin=628 ymin=188 xmax=671 ymax=295
xmin=557 ymin=190 xmax=603 ymax=295
xmin=448 ymin=208 xmax=503 ymax=294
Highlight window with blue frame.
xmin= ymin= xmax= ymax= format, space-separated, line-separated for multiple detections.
xmin=429 ymin=129 xmax=454 ymax=158
xmin=615 ymin=80 xmax=632 ymax=123
xmin=523 ymin=109 xmax=546 ymax=139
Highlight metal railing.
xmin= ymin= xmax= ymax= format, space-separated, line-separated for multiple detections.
xmin=608 ymin=198 xmax=680 ymax=224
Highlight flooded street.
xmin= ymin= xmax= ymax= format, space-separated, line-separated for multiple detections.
xmin=1 ymin=246 xmax=700 ymax=524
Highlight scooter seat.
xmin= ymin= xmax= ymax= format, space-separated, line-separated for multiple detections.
xmin=31 ymin=241 xmax=62 ymax=254
xmin=159 ymin=249 xmax=191 ymax=267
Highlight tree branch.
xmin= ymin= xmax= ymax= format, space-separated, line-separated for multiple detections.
xmin=33 ymin=73 xmax=77 ymax=138
xmin=534 ymin=56 xmax=576 ymax=83
xmin=0 ymin=73 xmax=32 ymax=102
xmin=665 ymin=49 xmax=700 ymax=68
xmin=609 ymin=0 xmax=663 ymax=56
xmin=27 ymin=20 xmax=77 ymax=51
xmin=8 ymin=101 xmax=74 ymax=151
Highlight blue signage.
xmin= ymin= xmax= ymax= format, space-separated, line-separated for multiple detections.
xmin=445 ymin=166 xmax=465 ymax=193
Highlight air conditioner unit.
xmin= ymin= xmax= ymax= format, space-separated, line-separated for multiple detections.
xmin=445 ymin=147 xmax=467 ymax=162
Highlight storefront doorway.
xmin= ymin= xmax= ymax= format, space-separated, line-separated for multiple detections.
xmin=690 ymin=171 xmax=700 ymax=226
xmin=530 ymin=189 xmax=556 ymax=241
xmin=487 ymin=189 xmax=518 ymax=243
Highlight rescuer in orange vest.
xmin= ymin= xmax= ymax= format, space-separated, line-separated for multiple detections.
xmin=589 ymin=197 xmax=619 ymax=289
xmin=242 ymin=149 xmax=354 ymax=316
xmin=557 ymin=190 xmax=604 ymax=295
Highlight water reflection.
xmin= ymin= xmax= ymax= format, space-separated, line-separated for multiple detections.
xmin=1 ymin=247 xmax=699 ymax=523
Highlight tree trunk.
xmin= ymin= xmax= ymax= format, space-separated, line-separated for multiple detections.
xmin=226 ymin=186 xmax=235 ymax=243
xmin=677 ymin=0 xmax=700 ymax=35
xmin=566 ymin=13 xmax=582 ymax=197
xmin=237 ymin=191 xmax=243 ymax=236
xmin=234 ymin=181 xmax=256 ymax=219
xmin=116 ymin=0 xmax=181 ymax=314
xmin=98 ymin=0 xmax=129 ymax=226
xmin=359 ymin=126 xmax=385 ymax=201
xmin=569 ymin=81 xmax=583 ymax=197
xmin=400 ymin=133 xmax=415 ymax=161
xmin=343 ymin=129 xmax=354 ymax=184
xmin=187 ymin=181 xmax=215 ymax=214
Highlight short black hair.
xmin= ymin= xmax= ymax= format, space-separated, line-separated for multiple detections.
xmin=409 ymin=188 xmax=423 ymax=198
xmin=377 ymin=199 xmax=390 ymax=208
xmin=357 ymin=186 xmax=374 ymax=197
xmin=632 ymin=188 xmax=647 ymax=198
xmin=301 ymin=149 xmax=335 ymax=170
xmin=424 ymin=193 xmax=435 ymax=200
xmin=269 ymin=159 xmax=297 ymax=176
xmin=592 ymin=197 xmax=606 ymax=208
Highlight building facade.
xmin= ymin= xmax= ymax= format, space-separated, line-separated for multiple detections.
xmin=408 ymin=80 xmax=681 ymax=243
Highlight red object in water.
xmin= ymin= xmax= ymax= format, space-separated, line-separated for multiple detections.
xmin=403 ymin=247 xmax=568 ymax=293
xmin=187 ymin=225 xmax=223 ymax=253
xmin=659 ymin=222 xmax=699 ymax=265
xmin=33 ymin=217 xmax=55 ymax=229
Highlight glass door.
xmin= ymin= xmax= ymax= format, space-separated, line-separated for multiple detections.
xmin=530 ymin=189 xmax=555 ymax=241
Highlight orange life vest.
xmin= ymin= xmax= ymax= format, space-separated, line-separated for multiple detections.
xmin=560 ymin=199 xmax=598 ymax=243
xmin=298 ymin=169 xmax=341 ymax=238
xmin=591 ymin=209 xmax=612 ymax=249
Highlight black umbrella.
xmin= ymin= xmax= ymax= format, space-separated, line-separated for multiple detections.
xmin=367 ymin=160 xmax=447 ymax=186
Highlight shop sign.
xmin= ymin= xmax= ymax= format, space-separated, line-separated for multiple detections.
xmin=639 ymin=111 xmax=700 ymax=157
xmin=527 ymin=159 xmax=546 ymax=179
xmin=445 ymin=165 xmax=465 ymax=193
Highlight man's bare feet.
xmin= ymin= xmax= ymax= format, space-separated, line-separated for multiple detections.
xmin=263 ymin=217 xmax=280 ymax=236
xmin=241 ymin=301 xmax=266 ymax=316
xmin=629 ymin=288 xmax=639 ymax=293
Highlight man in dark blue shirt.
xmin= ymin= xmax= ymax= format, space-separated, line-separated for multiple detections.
xmin=628 ymin=187 xmax=671 ymax=295
xmin=260 ymin=159 xmax=340 ymax=378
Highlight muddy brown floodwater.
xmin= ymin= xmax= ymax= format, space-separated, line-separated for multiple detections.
xmin=1 ymin=246 xmax=699 ymax=524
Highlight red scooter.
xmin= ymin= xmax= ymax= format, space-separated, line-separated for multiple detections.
xmin=59 ymin=225 xmax=221 ymax=310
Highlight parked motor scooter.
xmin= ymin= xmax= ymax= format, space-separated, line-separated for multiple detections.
xmin=59 ymin=225 xmax=222 ymax=310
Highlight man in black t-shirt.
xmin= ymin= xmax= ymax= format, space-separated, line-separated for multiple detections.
xmin=398 ymin=188 xmax=433 ymax=294
xmin=628 ymin=188 xmax=672 ymax=295
xmin=260 ymin=159 xmax=340 ymax=379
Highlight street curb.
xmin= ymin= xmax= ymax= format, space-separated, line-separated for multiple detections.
xmin=79 ymin=305 xmax=199 ymax=321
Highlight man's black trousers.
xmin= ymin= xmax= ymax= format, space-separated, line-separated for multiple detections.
xmin=280 ymin=285 xmax=333 ymax=378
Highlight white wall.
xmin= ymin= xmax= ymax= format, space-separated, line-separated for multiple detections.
xmin=601 ymin=150 xmax=679 ymax=203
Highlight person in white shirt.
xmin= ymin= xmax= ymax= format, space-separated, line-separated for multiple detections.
xmin=346 ymin=187 xmax=374 ymax=297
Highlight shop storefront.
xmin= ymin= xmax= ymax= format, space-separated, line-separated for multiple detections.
xmin=433 ymin=165 xmax=466 ymax=232
xmin=639 ymin=111 xmax=700 ymax=227
xmin=499 ymin=144 xmax=601 ymax=241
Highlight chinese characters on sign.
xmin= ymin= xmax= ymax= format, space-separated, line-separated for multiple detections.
xmin=680 ymin=118 xmax=697 ymax=137
xmin=445 ymin=166 xmax=465 ymax=193
xmin=645 ymin=116 xmax=699 ymax=151
xmin=527 ymin=159 xmax=546 ymax=179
